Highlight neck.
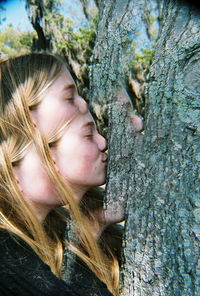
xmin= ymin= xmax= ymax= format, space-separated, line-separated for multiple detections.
xmin=28 ymin=201 xmax=55 ymax=223
xmin=28 ymin=186 xmax=89 ymax=223
xmin=67 ymin=183 xmax=89 ymax=203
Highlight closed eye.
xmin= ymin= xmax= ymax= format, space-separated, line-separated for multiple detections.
xmin=62 ymin=85 xmax=76 ymax=102
xmin=65 ymin=97 xmax=74 ymax=102
xmin=29 ymin=103 xmax=39 ymax=110
xmin=84 ymin=127 xmax=95 ymax=138
xmin=49 ymin=138 xmax=60 ymax=148
xmin=49 ymin=141 xmax=57 ymax=148
xmin=81 ymin=121 xmax=97 ymax=139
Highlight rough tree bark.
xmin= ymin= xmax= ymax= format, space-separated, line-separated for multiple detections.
xmin=90 ymin=0 xmax=200 ymax=295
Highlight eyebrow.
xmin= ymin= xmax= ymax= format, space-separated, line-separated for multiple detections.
xmin=62 ymin=84 xmax=76 ymax=92
xmin=81 ymin=121 xmax=95 ymax=130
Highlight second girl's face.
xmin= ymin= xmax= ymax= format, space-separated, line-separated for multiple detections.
xmin=31 ymin=66 xmax=88 ymax=136
xmin=51 ymin=113 xmax=107 ymax=199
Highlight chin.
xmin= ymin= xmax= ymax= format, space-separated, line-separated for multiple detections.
xmin=84 ymin=180 xmax=105 ymax=189
xmin=93 ymin=178 xmax=106 ymax=187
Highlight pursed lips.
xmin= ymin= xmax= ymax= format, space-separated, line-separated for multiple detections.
xmin=102 ymin=153 xmax=108 ymax=162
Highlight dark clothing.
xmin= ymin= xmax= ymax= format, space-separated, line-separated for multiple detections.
xmin=0 ymin=230 xmax=113 ymax=296
xmin=63 ymin=251 xmax=112 ymax=296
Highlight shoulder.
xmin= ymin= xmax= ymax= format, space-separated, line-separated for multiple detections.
xmin=0 ymin=229 xmax=36 ymax=263
xmin=63 ymin=251 xmax=114 ymax=296
xmin=0 ymin=229 xmax=79 ymax=296
xmin=0 ymin=228 xmax=13 ymax=241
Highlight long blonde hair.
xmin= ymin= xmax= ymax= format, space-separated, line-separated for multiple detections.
xmin=0 ymin=53 xmax=118 ymax=295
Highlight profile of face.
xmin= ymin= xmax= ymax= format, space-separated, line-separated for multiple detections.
xmin=14 ymin=65 xmax=107 ymax=220
xmin=51 ymin=112 xmax=107 ymax=199
xmin=31 ymin=66 xmax=88 ymax=136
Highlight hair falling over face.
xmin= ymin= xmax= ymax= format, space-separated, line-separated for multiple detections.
xmin=0 ymin=53 xmax=119 ymax=295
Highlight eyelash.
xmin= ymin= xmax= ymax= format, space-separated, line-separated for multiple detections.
xmin=29 ymin=104 xmax=38 ymax=111
xmin=85 ymin=133 xmax=94 ymax=139
xmin=49 ymin=141 xmax=58 ymax=148
xmin=66 ymin=97 xmax=74 ymax=102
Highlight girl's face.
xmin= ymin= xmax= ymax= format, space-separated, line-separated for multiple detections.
xmin=51 ymin=112 xmax=107 ymax=200
xmin=14 ymin=66 xmax=107 ymax=220
xmin=31 ymin=66 xmax=88 ymax=136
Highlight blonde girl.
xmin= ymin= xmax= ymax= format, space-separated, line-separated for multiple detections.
xmin=0 ymin=53 xmax=120 ymax=296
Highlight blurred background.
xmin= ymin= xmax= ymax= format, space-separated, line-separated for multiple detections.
xmin=0 ymin=0 xmax=161 ymax=115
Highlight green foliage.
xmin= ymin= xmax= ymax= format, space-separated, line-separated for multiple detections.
xmin=126 ymin=47 xmax=155 ymax=117
xmin=24 ymin=0 xmax=99 ymax=98
xmin=45 ymin=12 xmax=98 ymax=63
xmin=67 ymin=16 xmax=98 ymax=61
xmin=134 ymin=48 xmax=155 ymax=68
xmin=0 ymin=25 xmax=36 ymax=57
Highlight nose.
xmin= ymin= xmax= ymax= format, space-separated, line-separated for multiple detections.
xmin=75 ymin=96 xmax=88 ymax=114
xmin=97 ymin=134 xmax=107 ymax=152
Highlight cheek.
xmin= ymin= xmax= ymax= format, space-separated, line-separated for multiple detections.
xmin=27 ymin=167 xmax=53 ymax=195
xmin=78 ymin=156 xmax=94 ymax=174
xmin=72 ymin=148 xmax=101 ymax=178
xmin=79 ymin=144 xmax=99 ymax=164
xmin=21 ymin=166 xmax=55 ymax=202
xmin=83 ymin=153 xmax=98 ymax=168
xmin=57 ymin=145 xmax=99 ymax=179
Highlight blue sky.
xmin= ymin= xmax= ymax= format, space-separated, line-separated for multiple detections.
xmin=0 ymin=0 xmax=32 ymax=31
xmin=0 ymin=0 xmax=88 ymax=32
xmin=0 ymin=0 xmax=151 ymax=51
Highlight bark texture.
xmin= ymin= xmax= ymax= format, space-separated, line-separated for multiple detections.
xmin=90 ymin=0 xmax=200 ymax=295
xmin=122 ymin=1 xmax=200 ymax=295
xmin=90 ymin=0 xmax=146 ymax=254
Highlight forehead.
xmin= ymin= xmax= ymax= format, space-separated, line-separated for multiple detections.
xmin=49 ymin=67 xmax=75 ymax=92
xmin=69 ymin=112 xmax=95 ymax=130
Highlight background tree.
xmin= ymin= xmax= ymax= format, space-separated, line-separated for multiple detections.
xmin=89 ymin=0 xmax=200 ymax=295
xmin=25 ymin=0 xmax=49 ymax=50
xmin=25 ymin=0 xmax=98 ymax=98
xmin=24 ymin=0 xmax=155 ymax=104
xmin=0 ymin=25 xmax=36 ymax=57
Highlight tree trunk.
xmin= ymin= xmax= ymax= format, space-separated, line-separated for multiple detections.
xmin=90 ymin=0 xmax=200 ymax=295
xmin=25 ymin=0 xmax=49 ymax=50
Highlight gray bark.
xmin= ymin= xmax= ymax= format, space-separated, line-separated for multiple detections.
xmin=90 ymin=0 xmax=200 ymax=295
